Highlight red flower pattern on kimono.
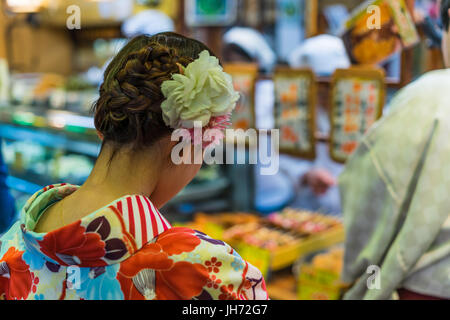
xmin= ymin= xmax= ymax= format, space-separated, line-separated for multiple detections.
xmin=0 ymin=247 xmax=32 ymax=300
xmin=117 ymin=227 xmax=208 ymax=300
xmin=206 ymin=275 xmax=222 ymax=290
xmin=37 ymin=221 xmax=106 ymax=267
xmin=205 ymin=257 xmax=222 ymax=273
xmin=219 ymin=284 xmax=238 ymax=300
xmin=1 ymin=184 xmax=269 ymax=301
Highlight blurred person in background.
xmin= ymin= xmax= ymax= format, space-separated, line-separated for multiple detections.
xmin=121 ymin=9 xmax=175 ymax=38
xmin=442 ymin=0 xmax=450 ymax=65
xmin=223 ymin=27 xmax=277 ymax=74
xmin=339 ymin=0 xmax=450 ymax=300
xmin=415 ymin=0 xmax=444 ymax=48
xmin=223 ymin=29 xmax=349 ymax=215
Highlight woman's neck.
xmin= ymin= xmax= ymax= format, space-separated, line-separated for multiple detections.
xmin=34 ymin=144 xmax=161 ymax=233
xmin=81 ymin=144 xmax=160 ymax=200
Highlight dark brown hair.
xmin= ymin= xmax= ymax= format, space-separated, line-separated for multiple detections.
xmin=93 ymin=32 xmax=216 ymax=150
xmin=442 ymin=0 xmax=450 ymax=31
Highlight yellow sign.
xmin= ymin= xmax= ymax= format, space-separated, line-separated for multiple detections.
xmin=237 ymin=244 xmax=271 ymax=279
xmin=135 ymin=0 xmax=179 ymax=19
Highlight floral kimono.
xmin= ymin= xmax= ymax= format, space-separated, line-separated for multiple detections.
xmin=0 ymin=184 xmax=268 ymax=300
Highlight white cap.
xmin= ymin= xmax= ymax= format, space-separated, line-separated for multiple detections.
xmin=223 ymin=27 xmax=277 ymax=72
xmin=122 ymin=10 xmax=175 ymax=38
xmin=288 ymin=34 xmax=351 ymax=76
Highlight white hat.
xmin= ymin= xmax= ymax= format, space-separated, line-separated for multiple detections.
xmin=122 ymin=10 xmax=175 ymax=38
xmin=223 ymin=27 xmax=277 ymax=72
xmin=288 ymin=34 xmax=351 ymax=76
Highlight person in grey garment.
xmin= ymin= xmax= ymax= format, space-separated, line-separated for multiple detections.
xmin=339 ymin=0 xmax=450 ymax=300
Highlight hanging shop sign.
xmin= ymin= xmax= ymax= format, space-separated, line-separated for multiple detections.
xmin=274 ymin=68 xmax=316 ymax=159
xmin=223 ymin=64 xmax=258 ymax=132
xmin=329 ymin=67 xmax=385 ymax=163
xmin=275 ymin=0 xmax=305 ymax=61
xmin=135 ymin=0 xmax=179 ymax=19
xmin=185 ymin=0 xmax=238 ymax=27
xmin=342 ymin=0 xmax=419 ymax=65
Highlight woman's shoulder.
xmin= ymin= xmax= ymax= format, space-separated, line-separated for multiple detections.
xmin=149 ymin=226 xmax=232 ymax=258
xmin=118 ymin=226 xmax=268 ymax=300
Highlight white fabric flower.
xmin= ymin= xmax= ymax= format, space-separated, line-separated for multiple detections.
xmin=161 ymin=50 xmax=240 ymax=129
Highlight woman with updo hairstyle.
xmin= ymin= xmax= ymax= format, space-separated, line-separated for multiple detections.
xmin=0 ymin=33 xmax=268 ymax=300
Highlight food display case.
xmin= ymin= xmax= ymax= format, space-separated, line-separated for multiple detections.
xmin=178 ymin=208 xmax=345 ymax=279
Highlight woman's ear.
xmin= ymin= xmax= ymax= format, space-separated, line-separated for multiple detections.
xmin=157 ymin=136 xmax=178 ymax=163
xmin=97 ymin=131 xmax=104 ymax=141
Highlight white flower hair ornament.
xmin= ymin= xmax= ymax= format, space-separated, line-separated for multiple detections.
xmin=160 ymin=50 xmax=240 ymax=148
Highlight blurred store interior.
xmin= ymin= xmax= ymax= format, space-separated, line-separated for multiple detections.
xmin=0 ymin=0 xmax=446 ymax=299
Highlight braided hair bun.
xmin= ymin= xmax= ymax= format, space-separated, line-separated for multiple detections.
xmin=93 ymin=33 xmax=216 ymax=149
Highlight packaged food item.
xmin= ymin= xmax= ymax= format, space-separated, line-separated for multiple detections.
xmin=342 ymin=0 xmax=418 ymax=65
xmin=175 ymin=212 xmax=261 ymax=240
xmin=176 ymin=210 xmax=344 ymax=275
xmin=223 ymin=223 xmax=299 ymax=251
xmin=194 ymin=212 xmax=260 ymax=228
xmin=311 ymin=247 xmax=344 ymax=275
xmin=267 ymin=208 xmax=342 ymax=236
xmin=186 ymin=209 xmax=342 ymax=251
xmin=296 ymin=247 xmax=345 ymax=300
